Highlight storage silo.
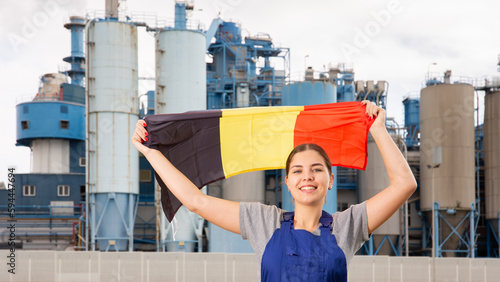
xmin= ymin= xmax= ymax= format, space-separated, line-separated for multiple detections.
xmin=484 ymin=90 xmax=500 ymax=244
xmin=419 ymin=82 xmax=475 ymax=256
xmin=155 ymin=2 xmax=206 ymax=252
xmin=86 ymin=18 xmax=139 ymax=251
xmin=358 ymin=135 xmax=403 ymax=255
xmin=155 ymin=17 xmax=206 ymax=113
xmin=281 ymin=77 xmax=337 ymax=213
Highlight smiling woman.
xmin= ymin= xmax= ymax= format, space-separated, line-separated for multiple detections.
xmin=285 ymin=144 xmax=334 ymax=217
xmin=132 ymin=100 xmax=417 ymax=282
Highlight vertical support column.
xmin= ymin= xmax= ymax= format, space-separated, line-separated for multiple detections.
xmin=498 ymin=213 xmax=500 ymax=257
xmin=422 ymin=214 xmax=427 ymax=252
xmin=128 ymin=194 xmax=134 ymax=252
xmin=368 ymin=236 xmax=374 ymax=255
xmin=434 ymin=202 xmax=440 ymax=258
xmin=487 ymin=220 xmax=491 ymax=257
xmin=90 ymin=193 xmax=96 ymax=251
xmin=470 ymin=203 xmax=475 ymax=258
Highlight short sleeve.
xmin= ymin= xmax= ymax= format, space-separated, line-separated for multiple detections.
xmin=332 ymin=201 xmax=370 ymax=267
xmin=239 ymin=202 xmax=283 ymax=261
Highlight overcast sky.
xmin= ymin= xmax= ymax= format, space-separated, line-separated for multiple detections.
xmin=1 ymin=0 xmax=500 ymax=178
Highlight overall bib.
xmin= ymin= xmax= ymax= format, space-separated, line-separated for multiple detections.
xmin=261 ymin=210 xmax=347 ymax=282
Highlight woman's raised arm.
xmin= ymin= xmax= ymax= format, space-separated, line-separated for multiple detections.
xmin=362 ymin=101 xmax=417 ymax=234
xmin=132 ymin=120 xmax=241 ymax=234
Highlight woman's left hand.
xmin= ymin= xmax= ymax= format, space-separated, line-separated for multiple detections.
xmin=361 ymin=100 xmax=386 ymax=131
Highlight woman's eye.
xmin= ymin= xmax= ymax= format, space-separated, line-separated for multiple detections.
xmin=292 ymin=170 xmax=301 ymax=174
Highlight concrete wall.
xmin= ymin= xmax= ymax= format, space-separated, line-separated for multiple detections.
xmin=1 ymin=251 xmax=499 ymax=282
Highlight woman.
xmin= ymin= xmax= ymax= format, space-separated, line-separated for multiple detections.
xmin=132 ymin=100 xmax=417 ymax=281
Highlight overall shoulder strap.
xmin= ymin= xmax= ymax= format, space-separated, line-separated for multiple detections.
xmin=319 ymin=210 xmax=333 ymax=235
xmin=282 ymin=211 xmax=294 ymax=222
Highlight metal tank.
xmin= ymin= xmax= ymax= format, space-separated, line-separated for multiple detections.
xmin=22 ymin=73 xmax=72 ymax=173
xmin=155 ymin=28 xmax=206 ymax=114
xmin=35 ymin=73 xmax=67 ymax=100
xmin=484 ymin=90 xmax=500 ymax=236
xmin=222 ymin=171 xmax=266 ymax=203
xmin=86 ymin=19 xmax=139 ymax=251
xmin=419 ymin=83 xmax=475 ymax=256
xmin=155 ymin=2 xmax=207 ymax=252
xmin=358 ymin=135 xmax=402 ymax=255
xmin=32 ymin=139 xmax=70 ymax=173
xmin=281 ymin=79 xmax=337 ymax=213
xmin=282 ymin=80 xmax=336 ymax=106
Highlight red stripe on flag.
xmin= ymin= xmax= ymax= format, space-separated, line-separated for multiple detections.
xmin=293 ymin=101 xmax=374 ymax=170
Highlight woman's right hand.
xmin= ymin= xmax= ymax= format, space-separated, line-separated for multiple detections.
xmin=132 ymin=119 xmax=152 ymax=156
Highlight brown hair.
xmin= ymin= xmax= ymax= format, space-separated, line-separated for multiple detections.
xmin=285 ymin=143 xmax=332 ymax=176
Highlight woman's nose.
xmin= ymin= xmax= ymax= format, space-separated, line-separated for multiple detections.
xmin=302 ymin=171 xmax=313 ymax=181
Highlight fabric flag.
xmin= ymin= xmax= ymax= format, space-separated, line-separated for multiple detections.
xmin=143 ymin=101 xmax=375 ymax=221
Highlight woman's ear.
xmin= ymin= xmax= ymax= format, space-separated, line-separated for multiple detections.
xmin=329 ymin=174 xmax=334 ymax=189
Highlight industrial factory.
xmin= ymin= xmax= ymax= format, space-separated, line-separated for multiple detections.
xmin=1 ymin=0 xmax=499 ymax=280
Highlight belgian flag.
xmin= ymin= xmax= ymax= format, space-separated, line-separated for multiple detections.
xmin=144 ymin=101 xmax=375 ymax=221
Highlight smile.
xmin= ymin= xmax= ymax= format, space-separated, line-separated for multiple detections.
xmin=299 ymin=186 xmax=317 ymax=191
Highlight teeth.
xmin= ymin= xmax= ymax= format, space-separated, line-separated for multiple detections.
xmin=300 ymin=187 xmax=316 ymax=191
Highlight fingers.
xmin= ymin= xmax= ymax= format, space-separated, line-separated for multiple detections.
xmin=361 ymin=100 xmax=382 ymax=119
xmin=134 ymin=119 xmax=149 ymax=143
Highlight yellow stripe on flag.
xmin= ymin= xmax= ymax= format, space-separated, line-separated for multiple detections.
xmin=220 ymin=106 xmax=304 ymax=177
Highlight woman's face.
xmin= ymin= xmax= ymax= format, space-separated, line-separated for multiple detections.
xmin=285 ymin=149 xmax=333 ymax=207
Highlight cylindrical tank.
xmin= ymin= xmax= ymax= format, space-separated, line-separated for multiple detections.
xmin=419 ymin=83 xmax=475 ymax=255
xmin=281 ymin=80 xmax=338 ymax=213
xmin=403 ymin=97 xmax=420 ymax=148
xmin=35 ymin=73 xmax=67 ymax=100
xmin=282 ymin=81 xmax=336 ymax=106
xmin=87 ymin=20 xmax=139 ymax=251
xmin=484 ymin=90 xmax=500 ymax=232
xmin=32 ymin=139 xmax=70 ymax=173
xmin=359 ymin=135 xmax=402 ymax=255
xmin=222 ymin=171 xmax=266 ymax=203
xmin=156 ymin=27 xmax=206 ymax=252
xmin=217 ymin=21 xmax=242 ymax=44
xmin=156 ymin=29 xmax=206 ymax=114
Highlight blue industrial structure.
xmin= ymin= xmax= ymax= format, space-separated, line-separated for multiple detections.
xmin=0 ymin=15 xmax=87 ymax=249
xmin=206 ymin=21 xmax=289 ymax=109
xmin=403 ymin=97 xmax=420 ymax=148
xmin=420 ymin=203 xmax=477 ymax=257
xmin=333 ymin=64 xmax=356 ymax=102
xmin=63 ymin=16 xmax=86 ymax=87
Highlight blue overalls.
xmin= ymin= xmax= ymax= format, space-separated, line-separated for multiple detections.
xmin=261 ymin=210 xmax=347 ymax=281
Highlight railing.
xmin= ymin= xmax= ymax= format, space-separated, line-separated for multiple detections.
xmin=0 ymin=204 xmax=82 ymax=218
xmin=423 ymin=72 xmax=474 ymax=87
xmin=85 ymin=10 xmax=205 ymax=31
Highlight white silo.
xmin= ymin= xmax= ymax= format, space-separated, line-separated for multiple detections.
xmin=155 ymin=2 xmax=207 ymax=252
xmin=358 ymin=135 xmax=403 ymax=255
xmin=419 ymin=82 xmax=475 ymax=257
xmin=31 ymin=73 xmax=72 ymax=174
xmin=155 ymin=19 xmax=206 ymax=113
xmin=86 ymin=16 xmax=139 ymax=251
xmin=222 ymin=172 xmax=266 ymax=203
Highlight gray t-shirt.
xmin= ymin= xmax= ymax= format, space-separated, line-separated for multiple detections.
xmin=239 ymin=201 xmax=370 ymax=268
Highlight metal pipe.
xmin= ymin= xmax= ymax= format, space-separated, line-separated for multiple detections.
xmin=84 ymin=17 xmax=95 ymax=252
xmin=432 ymin=167 xmax=436 ymax=258
xmin=470 ymin=203 xmax=475 ymax=258
xmin=399 ymin=138 xmax=409 ymax=257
